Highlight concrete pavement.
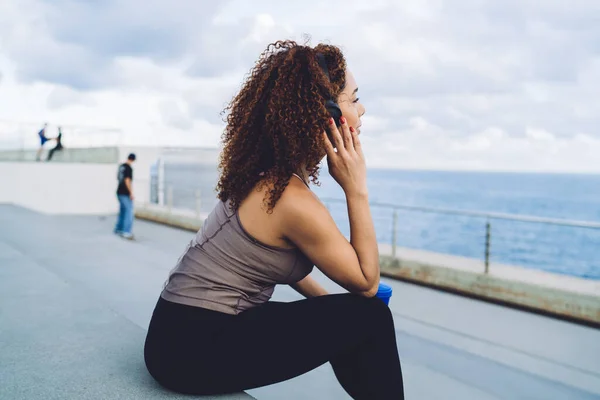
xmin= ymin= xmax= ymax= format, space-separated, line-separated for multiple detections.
xmin=1 ymin=205 xmax=599 ymax=399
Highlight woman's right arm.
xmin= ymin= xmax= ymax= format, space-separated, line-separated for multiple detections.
xmin=279 ymin=118 xmax=380 ymax=296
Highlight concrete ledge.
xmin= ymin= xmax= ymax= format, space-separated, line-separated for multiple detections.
xmin=0 ymin=147 xmax=120 ymax=163
xmin=135 ymin=203 xmax=205 ymax=231
xmin=380 ymin=255 xmax=600 ymax=327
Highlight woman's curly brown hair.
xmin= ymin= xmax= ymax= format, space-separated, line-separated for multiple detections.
xmin=216 ymin=40 xmax=347 ymax=212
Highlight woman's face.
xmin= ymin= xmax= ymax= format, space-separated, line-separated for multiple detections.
xmin=337 ymin=69 xmax=365 ymax=135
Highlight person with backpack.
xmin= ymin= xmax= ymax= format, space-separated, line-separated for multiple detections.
xmin=114 ymin=153 xmax=136 ymax=239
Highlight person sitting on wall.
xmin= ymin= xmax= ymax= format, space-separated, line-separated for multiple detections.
xmin=46 ymin=126 xmax=64 ymax=162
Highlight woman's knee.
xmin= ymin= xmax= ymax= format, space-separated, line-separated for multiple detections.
xmin=364 ymin=295 xmax=393 ymax=321
xmin=335 ymin=293 xmax=393 ymax=324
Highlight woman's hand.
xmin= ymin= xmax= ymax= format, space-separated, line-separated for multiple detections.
xmin=280 ymin=116 xmax=379 ymax=296
xmin=323 ymin=116 xmax=368 ymax=197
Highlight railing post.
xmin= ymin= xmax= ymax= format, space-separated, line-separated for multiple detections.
xmin=392 ymin=209 xmax=398 ymax=258
xmin=20 ymin=129 xmax=26 ymax=162
xmin=167 ymin=186 xmax=173 ymax=213
xmin=157 ymin=157 xmax=165 ymax=206
xmin=484 ymin=220 xmax=491 ymax=273
xmin=195 ymin=189 xmax=202 ymax=218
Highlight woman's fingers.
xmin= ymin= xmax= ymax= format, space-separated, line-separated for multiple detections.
xmin=349 ymin=126 xmax=362 ymax=155
xmin=326 ymin=118 xmax=345 ymax=152
xmin=339 ymin=117 xmax=353 ymax=150
xmin=322 ymin=130 xmax=336 ymax=158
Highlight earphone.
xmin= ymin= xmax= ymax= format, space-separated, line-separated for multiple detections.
xmin=316 ymin=53 xmax=343 ymax=127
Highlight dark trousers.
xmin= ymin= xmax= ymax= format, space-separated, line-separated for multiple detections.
xmin=144 ymin=294 xmax=404 ymax=399
xmin=47 ymin=144 xmax=63 ymax=161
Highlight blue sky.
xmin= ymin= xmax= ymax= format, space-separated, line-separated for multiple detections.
xmin=0 ymin=0 xmax=599 ymax=172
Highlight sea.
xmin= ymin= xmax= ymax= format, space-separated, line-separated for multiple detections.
xmin=154 ymin=164 xmax=600 ymax=280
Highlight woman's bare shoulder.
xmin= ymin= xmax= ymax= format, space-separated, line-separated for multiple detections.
xmin=275 ymin=178 xmax=328 ymax=222
xmin=276 ymin=180 xmax=373 ymax=294
xmin=236 ymin=176 xmax=327 ymax=248
xmin=274 ymin=178 xmax=341 ymax=248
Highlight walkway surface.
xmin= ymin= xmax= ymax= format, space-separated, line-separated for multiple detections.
xmin=1 ymin=205 xmax=599 ymax=399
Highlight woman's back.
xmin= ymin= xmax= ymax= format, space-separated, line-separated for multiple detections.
xmin=161 ymin=195 xmax=314 ymax=315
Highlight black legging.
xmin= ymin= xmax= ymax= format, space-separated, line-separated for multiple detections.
xmin=47 ymin=144 xmax=63 ymax=161
xmin=144 ymin=293 xmax=404 ymax=399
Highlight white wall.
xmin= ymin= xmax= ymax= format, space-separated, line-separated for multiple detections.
xmin=0 ymin=146 xmax=207 ymax=215
xmin=0 ymin=162 xmax=130 ymax=215
xmin=0 ymin=146 xmax=216 ymax=208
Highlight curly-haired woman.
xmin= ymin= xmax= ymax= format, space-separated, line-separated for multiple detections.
xmin=144 ymin=40 xmax=404 ymax=399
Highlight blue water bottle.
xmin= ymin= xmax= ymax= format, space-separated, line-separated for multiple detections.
xmin=375 ymin=282 xmax=393 ymax=305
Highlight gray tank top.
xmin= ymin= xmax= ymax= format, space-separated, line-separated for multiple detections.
xmin=161 ymin=198 xmax=314 ymax=315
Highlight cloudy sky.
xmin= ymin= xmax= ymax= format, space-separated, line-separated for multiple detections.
xmin=0 ymin=0 xmax=599 ymax=172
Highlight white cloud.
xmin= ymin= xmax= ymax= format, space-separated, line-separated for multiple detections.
xmin=0 ymin=0 xmax=599 ymax=172
xmin=525 ymin=127 xmax=555 ymax=141
xmin=363 ymin=120 xmax=600 ymax=173
xmin=158 ymin=100 xmax=193 ymax=131
xmin=47 ymin=86 xmax=96 ymax=110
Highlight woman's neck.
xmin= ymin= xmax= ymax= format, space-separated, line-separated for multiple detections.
xmin=294 ymin=166 xmax=311 ymax=188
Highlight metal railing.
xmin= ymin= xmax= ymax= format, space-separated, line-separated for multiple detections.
xmin=161 ymin=186 xmax=205 ymax=219
xmin=145 ymin=179 xmax=217 ymax=218
xmin=320 ymin=197 xmax=600 ymax=277
xmin=141 ymin=171 xmax=600 ymax=279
